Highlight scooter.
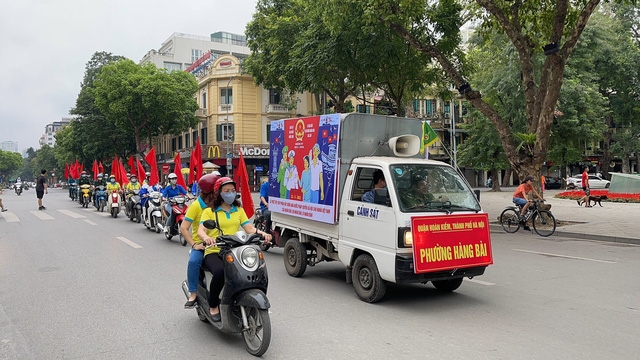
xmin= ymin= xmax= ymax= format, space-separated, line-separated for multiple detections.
xmin=15 ymin=185 xmax=22 ymax=196
xmin=69 ymin=183 xmax=78 ymax=201
xmin=94 ymin=185 xmax=107 ymax=212
xmin=181 ymin=221 xmax=271 ymax=357
xmin=252 ymin=208 xmax=280 ymax=252
xmin=142 ymin=191 xmax=163 ymax=233
xmin=126 ymin=189 xmax=142 ymax=223
xmin=79 ymin=184 xmax=92 ymax=208
xmin=108 ymin=191 xmax=121 ymax=218
xmin=163 ymin=195 xmax=188 ymax=246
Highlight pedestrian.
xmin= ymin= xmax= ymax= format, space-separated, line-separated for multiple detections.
xmin=577 ymin=167 xmax=591 ymax=208
xmin=0 ymin=187 xmax=7 ymax=212
xmin=36 ymin=169 xmax=48 ymax=210
xmin=541 ymin=175 xmax=545 ymax=192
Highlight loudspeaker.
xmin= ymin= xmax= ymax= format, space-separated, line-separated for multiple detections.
xmin=388 ymin=135 xmax=420 ymax=157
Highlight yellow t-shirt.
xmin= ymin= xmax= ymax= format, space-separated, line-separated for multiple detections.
xmin=106 ymin=182 xmax=121 ymax=192
xmin=184 ymin=197 xmax=207 ymax=245
xmin=200 ymin=205 xmax=250 ymax=256
xmin=126 ymin=182 xmax=141 ymax=191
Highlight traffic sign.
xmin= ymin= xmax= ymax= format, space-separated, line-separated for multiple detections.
xmin=162 ymin=163 xmax=170 ymax=174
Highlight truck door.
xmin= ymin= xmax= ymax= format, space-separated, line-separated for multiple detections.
xmin=340 ymin=166 xmax=397 ymax=265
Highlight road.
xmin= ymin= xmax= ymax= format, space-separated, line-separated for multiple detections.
xmin=1 ymin=189 xmax=639 ymax=359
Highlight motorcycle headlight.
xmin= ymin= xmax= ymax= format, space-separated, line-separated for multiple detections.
xmin=241 ymin=247 xmax=259 ymax=268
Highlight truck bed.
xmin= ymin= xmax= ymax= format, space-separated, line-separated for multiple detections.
xmin=272 ymin=212 xmax=340 ymax=242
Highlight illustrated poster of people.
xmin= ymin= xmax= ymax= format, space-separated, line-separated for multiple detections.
xmin=268 ymin=114 xmax=340 ymax=224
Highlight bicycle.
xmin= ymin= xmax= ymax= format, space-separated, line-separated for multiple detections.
xmin=499 ymin=199 xmax=556 ymax=237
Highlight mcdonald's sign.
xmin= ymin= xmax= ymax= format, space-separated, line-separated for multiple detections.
xmin=207 ymin=145 xmax=221 ymax=158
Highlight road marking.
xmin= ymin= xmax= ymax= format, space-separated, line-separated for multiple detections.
xmin=30 ymin=211 xmax=54 ymax=220
xmin=57 ymin=209 xmax=86 ymax=219
xmin=512 ymin=249 xmax=617 ymax=264
xmin=84 ymin=220 xmax=97 ymax=225
xmin=116 ymin=236 xmax=142 ymax=249
xmin=467 ymin=278 xmax=495 ymax=286
xmin=1 ymin=212 xmax=20 ymax=222
xmin=83 ymin=208 xmax=111 ymax=216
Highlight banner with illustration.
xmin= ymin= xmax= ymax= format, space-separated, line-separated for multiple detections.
xmin=267 ymin=114 xmax=340 ymax=224
xmin=411 ymin=214 xmax=493 ymax=273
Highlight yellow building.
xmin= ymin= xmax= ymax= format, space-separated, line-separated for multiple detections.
xmin=155 ymin=54 xmax=318 ymax=190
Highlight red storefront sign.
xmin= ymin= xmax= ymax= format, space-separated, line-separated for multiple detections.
xmin=411 ymin=214 xmax=493 ymax=273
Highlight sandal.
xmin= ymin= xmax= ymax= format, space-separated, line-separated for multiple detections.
xmin=184 ymin=298 xmax=197 ymax=309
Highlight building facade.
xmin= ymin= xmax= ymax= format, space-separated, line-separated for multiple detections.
xmin=0 ymin=141 xmax=19 ymax=153
xmin=39 ymin=118 xmax=71 ymax=147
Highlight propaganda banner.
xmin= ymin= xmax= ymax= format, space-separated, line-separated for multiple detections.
xmin=268 ymin=114 xmax=340 ymax=224
xmin=411 ymin=214 xmax=493 ymax=273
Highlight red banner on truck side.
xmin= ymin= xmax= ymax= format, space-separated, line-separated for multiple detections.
xmin=411 ymin=214 xmax=493 ymax=273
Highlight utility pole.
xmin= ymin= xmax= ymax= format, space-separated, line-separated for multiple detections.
xmin=225 ymin=76 xmax=234 ymax=177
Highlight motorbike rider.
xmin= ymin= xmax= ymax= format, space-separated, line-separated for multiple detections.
xmin=68 ymin=177 xmax=77 ymax=199
xmin=197 ymin=177 xmax=272 ymax=321
xmin=259 ymin=177 xmax=272 ymax=233
xmin=92 ymin=173 xmax=107 ymax=207
xmin=180 ymin=173 xmax=221 ymax=309
xmin=106 ymin=174 xmax=122 ymax=209
xmin=77 ymin=171 xmax=93 ymax=203
xmin=125 ymin=174 xmax=142 ymax=214
xmin=162 ymin=172 xmax=188 ymax=233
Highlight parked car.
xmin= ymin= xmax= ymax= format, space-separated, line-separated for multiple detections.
xmin=571 ymin=174 xmax=610 ymax=189
xmin=544 ymin=177 xmax=563 ymax=190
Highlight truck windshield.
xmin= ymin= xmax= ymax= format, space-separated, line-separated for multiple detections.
xmin=390 ymin=164 xmax=481 ymax=213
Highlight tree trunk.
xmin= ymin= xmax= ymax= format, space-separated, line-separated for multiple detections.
xmin=622 ymin=155 xmax=631 ymax=174
xmin=635 ymin=153 xmax=640 ymax=175
xmin=490 ymin=168 xmax=501 ymax=192
xmin=502 ymin=168 xmax=512 ymax=188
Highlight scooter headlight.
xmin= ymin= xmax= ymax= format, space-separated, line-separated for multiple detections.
xmin=241 ymin=247 xmax=259 ymax=268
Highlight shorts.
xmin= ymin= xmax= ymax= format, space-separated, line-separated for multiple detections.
xmin=513 ymin=197 xmax=528 ymax=207
xmin=582 ymin=187 xmax=590 ymax=196
xmin=36 ymin=190 xmax=44 ymax=199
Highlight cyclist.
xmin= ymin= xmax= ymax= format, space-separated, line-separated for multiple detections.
xmin=512 ymin=176 xmax=544 ymax=229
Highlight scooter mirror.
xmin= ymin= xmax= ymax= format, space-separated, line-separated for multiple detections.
xmin=203 ymin=220 xmax=217 ymax=230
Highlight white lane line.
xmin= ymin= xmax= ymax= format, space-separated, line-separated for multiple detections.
xmin=84 ymin=220 xmax=97 ymax=226
xmin=512 ymin=249 xmax=617 ymax=264
xmin=467 ymin=278 xmax=495 ymax=286
xmin=1 ymin=212 xmax=20 ymax=222
xmin=57 ymin=209 xmax=86 ymax=219
xmin=83 ymin=208 xmax=111 ymax=216
xmin=116 ymin=236 xmax=142 ymax=249
xmin=30 ymin=211 xmax=54 ymax=220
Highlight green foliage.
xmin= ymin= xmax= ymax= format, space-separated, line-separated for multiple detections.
xmin=0 ymin=150 xmax=23 ymax=180
xmin=457 ymin=114 xmax=509 ymax=171
xmin=30 ymin=145 xmax=57 ymax=177
xmin=92 ymin=59 xmax=199 ymax=154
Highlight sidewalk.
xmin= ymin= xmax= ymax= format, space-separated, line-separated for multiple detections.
xmin=477 ymin=187 xmax=639 ymax=244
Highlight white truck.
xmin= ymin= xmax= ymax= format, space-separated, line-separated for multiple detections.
xmin=267 ymin=113 xmax=493 ymax=302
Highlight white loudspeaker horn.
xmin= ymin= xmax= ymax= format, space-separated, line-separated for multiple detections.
xmin=388 ymin=134 xmax=420 ymax=157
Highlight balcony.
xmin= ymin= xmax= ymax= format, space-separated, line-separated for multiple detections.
xmin=266 ymin=104 xmax=292 ymax=119
xmin=195 ymin=108 xmax=207 ymax=118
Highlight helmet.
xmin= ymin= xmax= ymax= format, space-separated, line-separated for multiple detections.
xmin=214 ymin=176 xmax=235 ymax=194
xmin=167 ymin=173 xmax=178 ymax=180
xmin=81 ymin=171 xmax=87 ymax=176
xmin=126 ymin=173 xmax=131 ymax=178
xmin=109 ymin=174 xmax=116 ymax=180
xmin=198 ymin=173 xmax=221 ymax=194
xmin=145 ymin=172 xmax=151 ymax=177
xmin=130 ymin=174 xmax=137 ymax=179
xmin=97 ymin=173 xmax=103 ymax=178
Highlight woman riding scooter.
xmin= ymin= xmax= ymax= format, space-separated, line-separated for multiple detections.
xmin=197 ymin=177 xmax=272 ymax=321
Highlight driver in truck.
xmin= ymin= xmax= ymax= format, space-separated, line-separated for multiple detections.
xmin=401 ymin=174 xmax=435 ymax=209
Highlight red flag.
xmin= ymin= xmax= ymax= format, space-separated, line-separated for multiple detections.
xmin=119 ymin=159 xmax=129 ymax=186
xmin=237 ymin=150 xmax=255 ymax=219
xmin=145 ymin=147 xmax=159 ymax=186
xmin=113 ymin=155 xmax=120 ymax=183
xmin=188 ymin=148 xmax=196 ymax=185
xmin=136 ymin=157 xmax=146 ymax=182
xmin=128 ymin=156 xmax=136 ymax=177
xmin=64 ymin=163 xmax=69 ymax=179
xmin=99 ymin=161 xmax=104 ymax=175
xmin=188 ymin=142 xmax=203 ymax=185
xmin=194 ymin=141 xmax=203 ymax=182
xmin=92 ymin=160 xmax=99 ymax=180
xmin=173 ymin=153 xmax=187 ymax=190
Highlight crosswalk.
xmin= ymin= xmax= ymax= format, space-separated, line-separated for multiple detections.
xmin=1 ymin=208 xmax=115 ymax=222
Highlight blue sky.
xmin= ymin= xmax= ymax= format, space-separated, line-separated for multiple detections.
xmin=0 ymin=0 xmax=257 ymax=151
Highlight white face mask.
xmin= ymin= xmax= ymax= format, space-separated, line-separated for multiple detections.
xmin=170 ymin=179 xmax=177 ymax=185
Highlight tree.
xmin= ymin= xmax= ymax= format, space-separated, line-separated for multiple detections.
xmin=93 ymin=60 xmax=199 ymax=155
xmin=0 ymin=150 xmax=23 ymax=181
xmin=31 ymin=145 xmax=57 ymax=179
xmin=367 ymin=0 xmax=634 ymax=186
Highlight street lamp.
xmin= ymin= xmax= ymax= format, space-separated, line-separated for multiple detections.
xmin=225 ymin=76 xmax=235 ymax=177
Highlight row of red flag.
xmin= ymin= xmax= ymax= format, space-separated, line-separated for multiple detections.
xmin=61 ymin=143 xmax=254 ymax=217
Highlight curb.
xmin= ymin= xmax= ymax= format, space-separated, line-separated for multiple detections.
xmin=489 ymin=225 xmax=640 ymax=245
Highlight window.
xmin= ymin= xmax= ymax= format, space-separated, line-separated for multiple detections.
xmin=444 ymin=103 xmax=450 ymax=115
xmin=191 ymin=49 xmax=202 ymax=63
xmin=163 ymin=62 xmax=182 ymax=72
xmin=220 ymin=88 xmax=233 ymax=104
xmin=185 ymin=133 xmax=190 ymax=148
xmin=200 ymin=128 xmax=208 ymax=145
xmin=351 ymin=167 xmax=382 ymax=202
xmin=266 ymin=123 xmax=271 ymax=142
xmin=269 ymin=89 xmax=280 ymax=104
xmin=216 ymin=124 xmax=234 ymax=142
xmin=192 ymin=131 xmax=198 ymax=146
xmin=178 ymin=136 xmax=183 ymax=149
xmin=426 ymin=100 xmax=435 ymax=115
xmin=413 ymin=99 xmax=420 ymax=112
xmin=171 ymin=138 xmax=177 ymax=152
xmin=201 ymin=92 xmax=207 ymax=108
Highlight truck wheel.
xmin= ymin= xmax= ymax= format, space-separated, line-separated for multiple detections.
xmin=284 ymin=238 xmax=307 ymax=277
xmin=432 ymin=278 xmax=463 ymax=293
xmin=351 ymin=254 xmax=386 ymax=303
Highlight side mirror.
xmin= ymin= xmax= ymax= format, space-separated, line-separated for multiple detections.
xmin=203 ymin=220 xmax=217 ymax=230
xmin=373 ymin=188 xmax=391 ymax=207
